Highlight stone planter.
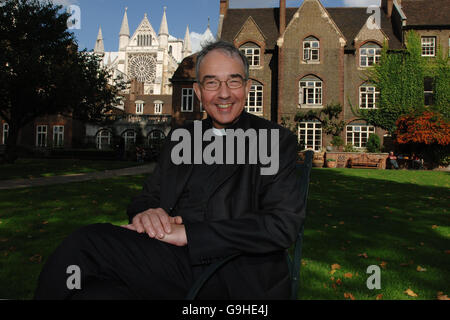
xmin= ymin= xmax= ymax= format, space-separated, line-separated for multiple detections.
xmin=326 ymin=160 xmax=337 ymax=168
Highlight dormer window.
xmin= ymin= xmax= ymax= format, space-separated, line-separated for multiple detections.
xmin=239 ymin=42 xmax=260 ymax=67
xmin=303 ymin=36 xmax=320 ymax=62
xmin=360 ymin=42 xmax=381 ymax=67
xmin=135 ymin=100 xmax=144 ymax=114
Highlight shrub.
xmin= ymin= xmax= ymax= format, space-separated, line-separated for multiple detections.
xmin=331 ymin=135 xmax=344 ymax=147
xmin=366 ymin=133 xmax=381 ymax=153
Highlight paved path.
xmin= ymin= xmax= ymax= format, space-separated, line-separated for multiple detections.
xmin=0 ymin=163 xmax=156 ymax=190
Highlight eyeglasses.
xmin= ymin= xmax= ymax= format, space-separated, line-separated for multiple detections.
xmin=200 ymin=76 xmax=247 ymax=91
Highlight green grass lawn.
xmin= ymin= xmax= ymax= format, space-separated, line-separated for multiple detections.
xmin=0 ymin=158 xmax=141 ymax=180
xmin=0 ymin=168 xmax=448 ymax=300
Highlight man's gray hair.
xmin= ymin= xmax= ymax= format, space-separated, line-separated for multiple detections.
xmin=195 ymin=40 xmax=250 ymax=82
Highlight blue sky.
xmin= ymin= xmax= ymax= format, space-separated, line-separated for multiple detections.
xmin=52 ymin=0 xmax=380 ymax=52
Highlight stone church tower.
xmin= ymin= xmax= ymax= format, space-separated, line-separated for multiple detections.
xmin=96 ymin=7 xmax=189 ymax=96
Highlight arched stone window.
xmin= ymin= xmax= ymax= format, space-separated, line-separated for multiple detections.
xmin=299 ymin=75 xmax=323 ymax=107
xmin=360 ymin=42 xmax=381 ymax=67
xmin=245 ymin=80 xmax=263 ymax=114
xmin=96 ymin=129 xmax=112 ymax=150
xmin=239 ymin=42 xmax=260 ymax=67
xmin=303 ymin=36 xmax=320 ymax=62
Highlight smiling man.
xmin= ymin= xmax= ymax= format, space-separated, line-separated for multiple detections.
xmin=35 ymin=41 xmax=305 ymax=300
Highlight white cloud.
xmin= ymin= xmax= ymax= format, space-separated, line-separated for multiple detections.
xmin=342 ymin=0 xmax=381 ymax=7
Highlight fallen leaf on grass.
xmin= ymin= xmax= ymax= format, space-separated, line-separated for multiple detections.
xmin=344 ymin=272 xmax=353 ymax=279
xmin=331 ymin=263 xmax=341 ymax=270
xmin=29 ymin=254 xmax=42 ymax=263
xmin=336 ymin=279 xmax=342 ymax=286
xmin=379 ymin=261 xmax=388 ymax=269
xmin=445 ymin=250 xmax=450 ymax=255
xmin=42 ymin=221 xmax=49 ymax=225
xmin=330 ymin=269 xmax=337 ymax=275
xmin=376 ymin=294 xmax=383 ymax=300
xmin=358 ymin=252 xmax=368 ymax=259
xmin=432 ymin=225 xmax=438 ymax=229
xmin=339 ymin=221 xmax=345 ymax=225
xmin=437 ymin=292 xmax=449 ymax=300
xmin=416 ymin=266 xmax=427 ymax=272
xmin=344 ymin=293 xmax=355 ymax=300
xmin=404 ymin=289 xmax=418 ymax=297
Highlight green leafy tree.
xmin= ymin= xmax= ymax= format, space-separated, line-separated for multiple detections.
xmin=0 ymin=0 xmax=126 ymax=163
xmin=355 ymin=31 xmax=426 ymax=135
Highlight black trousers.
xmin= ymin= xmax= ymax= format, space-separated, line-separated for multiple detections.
xmin=34 ymin=223 xmax=226 ymax=300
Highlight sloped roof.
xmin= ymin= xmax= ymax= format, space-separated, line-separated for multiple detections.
xmin=220 ymin=7 xmax=402 ymax=50
xmin=401 ymin=0 xmax=450 ymax=27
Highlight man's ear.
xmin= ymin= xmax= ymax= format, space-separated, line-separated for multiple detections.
xmin=193 ymin=82 xmax=202 ymax=102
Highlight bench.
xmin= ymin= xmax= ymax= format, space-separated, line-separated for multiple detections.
xmin=348 ymin=153 xmax=383 ymax=169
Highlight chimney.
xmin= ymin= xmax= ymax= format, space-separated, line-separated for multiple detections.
xmin=220 ymin=0 xmax=229 ymax=18
xmin=279 ymin=0 xmax=286 ymax=36
xmin=381 ymin=0 xmax=394 ymax=18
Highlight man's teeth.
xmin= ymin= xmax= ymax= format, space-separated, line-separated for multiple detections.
xmin=218 ymin=104 xmax=232 ymax=109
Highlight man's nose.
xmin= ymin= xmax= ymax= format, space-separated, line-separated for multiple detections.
xmin=217 ymin=81 xmax=231 ymax=99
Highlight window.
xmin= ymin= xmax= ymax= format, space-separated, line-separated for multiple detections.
xmin=421 ymin=37 xmax=436 ymax=57
xmin=122 ymin=130 xmax=136 ymax=149
xmin=303 ymin=36 xmax=320 ymax=62
xmin=2 ymin=123 xmax=8 ymax=144
xmin=181 ymin=88 xmax=194 ymax=112
xmin=36 ymin=125 xmax=47 ymax=147
xmin=96 ymin=130 xmax=112 ymax=150
xmin=346 ymin=125 xmax=375 ymax=148
xmin=360 ymin=43 xmax=381 ymax=67
xmin=53 ymin=125 xmax=64 ymax=147
xmin=298 ymin=122 xmax=322 ymax=151
xmin=138 ymin=34 xmax=152 ymax=47
xmin=136 ymin=101 xmax=144 ymax=114
xmin=424 ymin=77 xmax=434 ymax=106
xmin=359 ymin=84 xmax=380 ymax=109
xmin=154 ymin=103 xmax=163 ymax=114
xmin=245 ymin=82 xmax=263 ymax=114
xmin=299 ymin=76 xmax=322 ymax=107
xmin=240 ymin=43 xmax=260 ymax=67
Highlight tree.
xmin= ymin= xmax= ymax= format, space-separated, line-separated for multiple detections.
xmin=395 ymin=110 xmax=449 ymax=167
xmin=352 ymin=31 xmax=426 ymax=135
xmin=295 ymin=102 xmax=346 ymax=137
xmin=0 ymin=0 xmax=126 ymax=163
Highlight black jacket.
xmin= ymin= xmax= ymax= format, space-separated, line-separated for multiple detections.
xmin=127 ymin=112 xmax=304 ymax=299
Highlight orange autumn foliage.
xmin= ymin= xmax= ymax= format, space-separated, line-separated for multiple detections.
xmin=395 ymin=111 xmax=450 ymax=145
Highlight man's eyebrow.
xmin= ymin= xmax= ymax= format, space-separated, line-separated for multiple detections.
xmin=201 ymin=74 xmax=245 ymax=81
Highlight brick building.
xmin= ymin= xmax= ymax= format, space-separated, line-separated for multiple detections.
xmin=170 ymin=0 xmax=449 ymax=152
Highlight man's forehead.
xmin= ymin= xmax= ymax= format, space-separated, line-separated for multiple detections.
xmin=198 ymin=49 xmax=245 ymax=75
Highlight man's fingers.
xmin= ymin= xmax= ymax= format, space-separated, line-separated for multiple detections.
xmin=149 ymin=213 xmax=165 ymax=239
xmin=170 ymin=216 xmax=183 ymax=225
xmin=141 ymin=214 xmax=157 ymax=238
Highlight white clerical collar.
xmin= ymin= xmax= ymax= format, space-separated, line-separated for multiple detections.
xmin=212 ymin=127 xmax=226 ymax=136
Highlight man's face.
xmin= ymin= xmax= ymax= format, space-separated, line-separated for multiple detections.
xmin=193 ymin=50 xmax=252 ymax=129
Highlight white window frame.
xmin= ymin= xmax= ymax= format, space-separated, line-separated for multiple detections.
xmin=36 ymin=125 xmax=47 ymax=147
xmin=245 ymin=83 xmax=263 ymax=114
xmin=154 ymin=103 xmax=163 ymax=114
xmin=240 ymin=43 xmax=260 ymax=67
xmin=346 ymin=125 xmax=375 ymax=148
xmin=421 ymin=37 xmax=436 ymax=57
xmin=123 ymin=130 xmax=136 ymax=149
xmin=359 ymin=85 xmax=380 ymax=109
xmin=181 ymin=88 xmax=194 ymax=112
xmin=299 ymin=77 xmax=323 ymax=107
xmin=303 ymin=37 xmax=320 ymax=62
xmin=2 ymin=123 xmax=8 ymax=144
xmin=136 ymin=102 xmax=144 ymax=115
xmin=360 ymin=43 xmax=381 ymax=67
xmin=53 ymin=125 xmax=64 ymax=147
xmin=298 ymin=122 xmax=322 ymax=152
xmin=96 ymin=129 xmax=111 ymax=150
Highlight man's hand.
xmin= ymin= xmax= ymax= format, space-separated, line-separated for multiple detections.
xmin=121 ymin=208 xmax=182 ymax=239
